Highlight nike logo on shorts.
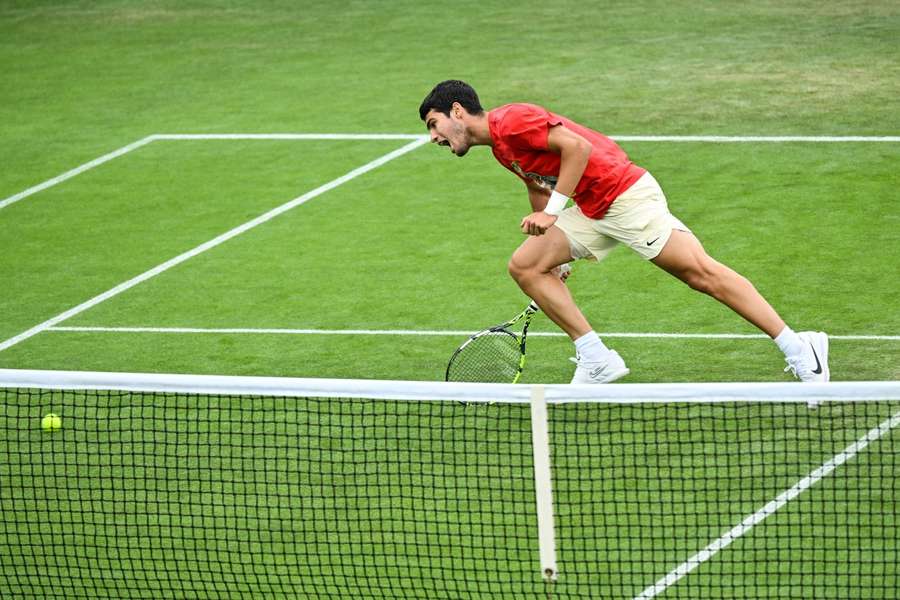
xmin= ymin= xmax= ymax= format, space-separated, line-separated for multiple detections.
xmin=646 ymin=237 xmax=660 ymax=246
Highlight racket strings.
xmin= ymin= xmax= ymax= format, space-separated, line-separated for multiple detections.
xmin=447 ymin=331 xmax=521 ymax=383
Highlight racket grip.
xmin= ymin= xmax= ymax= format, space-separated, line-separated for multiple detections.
xmin=527 ymin=300 xmax=540 ymax=312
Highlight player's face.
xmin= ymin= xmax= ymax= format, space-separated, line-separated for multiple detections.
xmin=425 ymin=108 xmax=472 ymax=157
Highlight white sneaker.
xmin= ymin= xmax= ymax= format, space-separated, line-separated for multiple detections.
xmin=783 ymin=331 xmax=829 ymax=408
xmin=784 ymin=331 xmax=830 ymax=382
xmin=570 ymin=350 xmax=630 ymax=384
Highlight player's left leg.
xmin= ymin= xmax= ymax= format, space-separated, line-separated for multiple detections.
xmin=650 ymin=230 xmax=784 ymax=336
xmin=599 ymin=171 xmax=828 ymax=385
xmin=650 ymin=230 xmax=829 ymax=384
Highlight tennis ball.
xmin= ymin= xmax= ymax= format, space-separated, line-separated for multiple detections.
xmin=41 ymin=413 xmax=62 ymax=431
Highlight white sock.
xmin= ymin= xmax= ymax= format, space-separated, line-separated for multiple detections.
xmin=574 ymin=331 xmax=609 ymax=362
xmin=774 ymin=326 xmax=804 ymax=359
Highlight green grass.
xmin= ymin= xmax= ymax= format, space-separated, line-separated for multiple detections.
xmin=1 ymin=1 xmax=898 ymax=598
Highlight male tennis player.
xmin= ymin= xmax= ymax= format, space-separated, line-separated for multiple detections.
xmin=419 ymin=80 xmax=830 ymax=384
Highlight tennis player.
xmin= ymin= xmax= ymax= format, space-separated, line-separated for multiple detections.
xmin=419 ymin=80 xmax=830 ymax=384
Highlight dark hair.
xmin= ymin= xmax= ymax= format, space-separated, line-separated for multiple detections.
xmin=418 ymin=80 xmax=484 ymax=121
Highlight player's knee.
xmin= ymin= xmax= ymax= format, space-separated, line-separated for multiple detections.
xmin=685 ymin=270 xmax=715 ymax=295
xmin=507 ymin=256 xmax=527 ymax=282
xmin=507 ymin=254 xmax=539 ymax=283
xmin=684 ymin=263 xmax=730 ymax=298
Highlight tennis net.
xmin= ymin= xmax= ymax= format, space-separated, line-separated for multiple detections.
xmin=1 ymin=369 xmax=898 ymax=599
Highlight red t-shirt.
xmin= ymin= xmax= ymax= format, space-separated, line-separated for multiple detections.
xmin=488 ymin=103 xmax=645 ymax=219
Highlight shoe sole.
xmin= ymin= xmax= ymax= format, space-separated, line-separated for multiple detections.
xmin=570 ymin=367 xmax=630 ymax=384
xmin=602 ymin=367 xmax=630 ymax=383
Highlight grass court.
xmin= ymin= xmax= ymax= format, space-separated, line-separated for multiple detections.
xmin=1 ymin=1 xmax=898 ymax=598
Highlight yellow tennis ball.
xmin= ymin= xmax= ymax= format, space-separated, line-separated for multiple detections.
xmin=41 ymin=413 xmax=62 ymax=431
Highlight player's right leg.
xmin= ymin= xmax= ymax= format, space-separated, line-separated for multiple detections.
xmin=507 ymin=227 xmax=588 ymax=339
xmin=507 ymin=226 xmax=628 ymax=384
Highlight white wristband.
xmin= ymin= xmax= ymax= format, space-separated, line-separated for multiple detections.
xmin=543 ymin=190 xmax=569 ymax=216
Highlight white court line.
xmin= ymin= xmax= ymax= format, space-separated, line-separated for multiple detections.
xmin=152 ymin=133 xmax=427 ymax=141
xmin=0 ymin=135 xmax=157 ymax=210
xmin=0 ymin=137 xmax=429 ymax=353
xmin=153 ymin=134 xmax=900 ymax=143
xmin=45 ymin=326 xmax=900 ymax=341
xmin=633 ymin=408 xmax=900 ymax=600
xmin=611 ymin=135 xmax=900 ymax=143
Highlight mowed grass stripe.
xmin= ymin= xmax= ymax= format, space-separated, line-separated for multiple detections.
xmin=7 ymin=133 xmax=891 ymax=212
xmin=0 ymin=133 xmax=429 ymax=211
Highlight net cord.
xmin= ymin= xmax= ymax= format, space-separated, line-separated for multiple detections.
xmin=1 ymin=369 xmax=899 ymax=404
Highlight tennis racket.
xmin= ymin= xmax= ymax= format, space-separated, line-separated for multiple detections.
xmin=445 ymin=300 xmax=540 ymax=383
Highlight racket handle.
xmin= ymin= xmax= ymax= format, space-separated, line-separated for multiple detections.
xmin=527 ymin=300 xmax=540 ymax=312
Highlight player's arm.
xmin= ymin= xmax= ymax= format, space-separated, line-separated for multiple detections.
xmin=523 ymin=173 xmax=572 ymax=282
xmin=520 ymin=125 xmax=592 ymax=235
xmin=546 ymin=124 xmax=592 ymax=200
xmin=524 ymin=178 xmax=550 ymax=212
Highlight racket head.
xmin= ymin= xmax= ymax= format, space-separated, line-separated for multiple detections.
xmin=445 ymin=328 xmax=524 ymax=383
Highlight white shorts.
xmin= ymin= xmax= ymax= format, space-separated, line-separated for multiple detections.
xmin=554 ymin=172 xmax=690 ymax=262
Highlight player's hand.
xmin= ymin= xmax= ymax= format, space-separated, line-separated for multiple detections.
xmin=520 ymin=211 xmax=558 ymax=236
